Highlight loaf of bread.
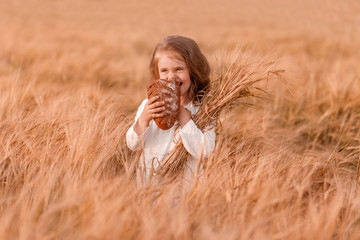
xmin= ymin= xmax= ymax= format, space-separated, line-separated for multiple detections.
xmin=147 ymin=78 xmax=181 ymax=130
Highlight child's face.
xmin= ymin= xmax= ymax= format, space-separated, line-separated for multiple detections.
xmin=157 ymin=51 xmax=191 ymax=98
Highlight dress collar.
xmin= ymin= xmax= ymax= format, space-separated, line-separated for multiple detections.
xmin=184 ymin=101 xmax=200 ymax=115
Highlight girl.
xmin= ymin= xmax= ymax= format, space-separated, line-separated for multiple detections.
xmin=126 ymin=35 xmax=215 ymax=185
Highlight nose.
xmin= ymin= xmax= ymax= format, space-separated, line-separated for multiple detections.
xmin=168 ymin=70 xmax=176 ymax=79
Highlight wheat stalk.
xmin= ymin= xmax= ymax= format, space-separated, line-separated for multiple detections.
xmin=156 ymin=49 xmax=285 ymax=180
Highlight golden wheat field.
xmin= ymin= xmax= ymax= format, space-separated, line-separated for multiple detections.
xmin=1 ymin=0 xmax=360 ymax=239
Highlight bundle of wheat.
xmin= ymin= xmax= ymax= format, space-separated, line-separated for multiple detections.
xmin=156 ymin=49 xmax=285 ymax=181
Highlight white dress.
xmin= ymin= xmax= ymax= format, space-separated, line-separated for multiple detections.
xmin=126 ymin=99 xmax=216 ymax=185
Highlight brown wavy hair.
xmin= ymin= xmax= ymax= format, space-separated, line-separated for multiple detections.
xmin=149 ymin=35 xmax=211 ymax=103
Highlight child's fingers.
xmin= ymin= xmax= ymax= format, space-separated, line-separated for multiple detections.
xmin=151 ymin=113 xmax=164 ymax=118
xmin=149 ymin=101 xmax=165 ymax=109
xmin=149 ymin=106 xmax=166 ymax=114
xmin=148 ymin=96 xmax=160 ymax=104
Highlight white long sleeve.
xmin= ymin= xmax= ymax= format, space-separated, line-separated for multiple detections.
xmin=179 ymin=119 xmax=215 ymax=159
xmin=126 ymin=99 xmax=148 ymax=151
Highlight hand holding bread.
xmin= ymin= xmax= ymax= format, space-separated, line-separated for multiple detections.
xmin=147 ymin=77 xmax=181 ymax=130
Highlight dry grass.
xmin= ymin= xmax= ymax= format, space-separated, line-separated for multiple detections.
xmin=1 ymin=0 xmax=360 ymax=239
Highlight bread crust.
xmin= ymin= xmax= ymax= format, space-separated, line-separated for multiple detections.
xmin=147 ymin=78 xmax=180 ymax=130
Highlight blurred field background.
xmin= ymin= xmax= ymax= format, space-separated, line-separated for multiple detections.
xmin=1 ymin=0 xmax=360 ymax=239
